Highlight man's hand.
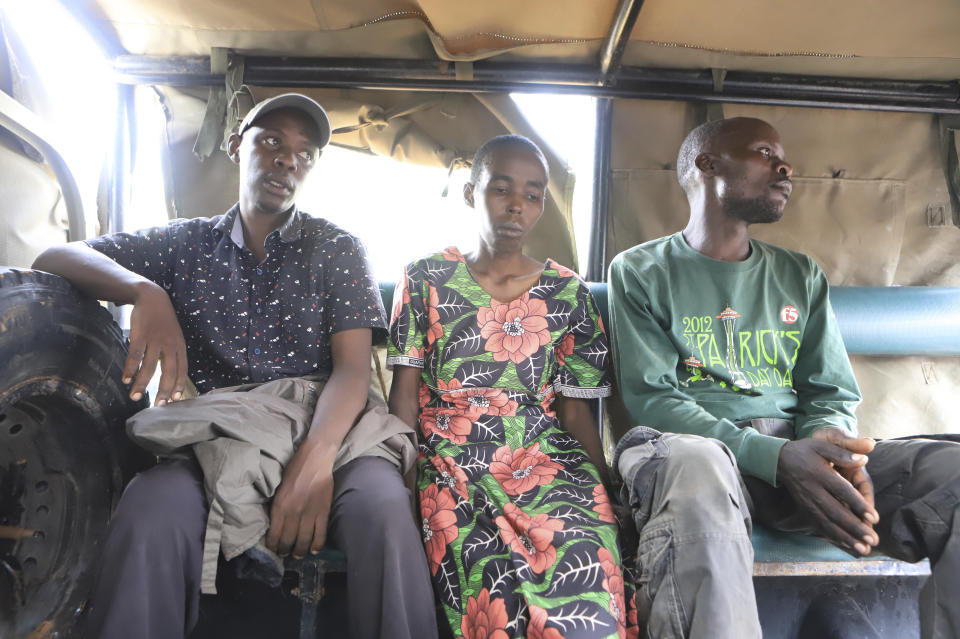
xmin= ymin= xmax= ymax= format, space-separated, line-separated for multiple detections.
xmin=124 ymin=283 xmax=188 ymax=406
xmin=811 ymin=428 xmax=878 ymax=523
xmin=265 ymin=441 xmax=335 ymax=558
xmin=777 ymin=428 xmax=879 ymax=555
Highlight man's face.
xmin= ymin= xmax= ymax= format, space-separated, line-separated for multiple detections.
xmin=712 ymin=119 xmax=793 ymax=224
xmin=228 ymin=108 xmax=321 ymax=216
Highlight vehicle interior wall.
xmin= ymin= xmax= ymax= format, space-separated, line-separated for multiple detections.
xmin=0 ymin=134 xmax=69 ymax=268
xmin=605 ymin=98 xmax=960 ymax=438
xmin=158 ymin=85 xmax=580 ymax=269
xmin=0 ymin=17 xmax=68 ymax=268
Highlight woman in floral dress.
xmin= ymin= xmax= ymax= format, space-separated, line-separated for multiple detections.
xmin=388 ymin=135 xmax=637 ymax=639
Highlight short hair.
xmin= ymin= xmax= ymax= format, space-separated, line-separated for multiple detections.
xmin=676 ymin=119 xmax=732 ymax=195
xmin=469 ymin=135 xmax=549 ymax=185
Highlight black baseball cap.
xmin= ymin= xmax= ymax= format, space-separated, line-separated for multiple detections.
xmin=238 ymin=93 xmax=331 ymax=148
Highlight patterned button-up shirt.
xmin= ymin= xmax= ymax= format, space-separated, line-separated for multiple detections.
xmin=86 ymin=205 xmax=386 ymax=394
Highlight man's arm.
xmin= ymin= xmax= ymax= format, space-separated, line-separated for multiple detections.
xmin=266 ymin=231 xmax=388 ymax=558
xmin=792 ymin=264 xmax=862 ymax=439
xmin=607 ymin=256 xmax=787 ymax=485
xmin=265 ymin=327 xmax=372 ymax=559
xmin=777 ymin=262 xmax=878 ymax=554
xmin=32 ymin=242 xmax=187 ymax=405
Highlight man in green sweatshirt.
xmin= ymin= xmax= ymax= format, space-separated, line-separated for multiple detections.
xmin=608 ymin=116 xmax=959 ymax=639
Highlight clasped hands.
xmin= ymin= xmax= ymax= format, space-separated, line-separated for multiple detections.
xmin=777 ymin=428 xmax=879 ymax=556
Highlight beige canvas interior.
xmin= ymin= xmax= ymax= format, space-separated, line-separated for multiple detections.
xmin=0 ymin=15 xmax=69 ymax=267
xmin=1 ymin=1 xmax=958 ymax=438
xmin=76 ymin=0 xmax=960 ymax=79
xmin=0 ymin=132 xmax=69 ymax=267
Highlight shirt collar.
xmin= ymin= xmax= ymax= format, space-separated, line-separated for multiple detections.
xmin=212 ymin=204 xmax=240 ymax=242
xmin=275 ymin=207 xmax=305 ymax=243
xmin=214 ymin=204 xmax=306 ymax=248
xmin=230 ymin=212 xmax=246 ymax=248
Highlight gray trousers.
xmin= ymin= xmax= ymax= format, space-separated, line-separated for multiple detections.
xmin=615 ymin=429 xmax=760 ymax=639
xmin=614 ymin=427 xmax=960 ymax=639
xmin=83 ymin=456 xmax=438 ymax=639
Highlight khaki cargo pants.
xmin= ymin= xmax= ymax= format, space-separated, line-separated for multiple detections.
xmin=615 ymin=425 xmax=960 ymax=639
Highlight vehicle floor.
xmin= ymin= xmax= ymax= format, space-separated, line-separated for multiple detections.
xmin=189 ymin=571 xmax=348 ymax=638
xmin=757 ymin=574 xmax=926 ymax=639
xmin=187 ymin=572 xmax=924 ymax=638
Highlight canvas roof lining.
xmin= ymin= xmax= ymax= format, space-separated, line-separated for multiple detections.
xmin=75 ymin=0 xmax=960 ymax=79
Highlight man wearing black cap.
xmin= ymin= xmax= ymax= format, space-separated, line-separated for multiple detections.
xmin=33 ymin=94 xmax=438 ymax=639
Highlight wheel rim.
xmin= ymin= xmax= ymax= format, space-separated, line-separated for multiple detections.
xmin=0 ymin=386 xmax=122 ymax=636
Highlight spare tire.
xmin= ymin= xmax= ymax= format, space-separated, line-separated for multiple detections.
xmin=0 ymin=267 xmax=150 ymax=638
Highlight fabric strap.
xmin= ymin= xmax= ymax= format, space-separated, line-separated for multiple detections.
xmin=937 ymin=114 xmax=960 ymax=227
xmin=692 ymin=68 xmax=727 ymax=125
xmin=192 ymin=49 xmax=246 ymax=160
xmin=201 ymin=498 xmax=225 ymax=594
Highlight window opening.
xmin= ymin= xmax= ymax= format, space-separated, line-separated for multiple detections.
xmin=2 ymin=0 xmax=114 ymax=237
xmin=309 ymin=93 xmax=597 ymax=280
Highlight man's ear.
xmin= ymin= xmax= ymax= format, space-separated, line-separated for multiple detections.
xmin=226 ymin=133 xmax=242 ymax=165
xmin=463 ymin=182 xmax=475 ymax=208
xmin=694 ymin=152 xmax=717 ymax=176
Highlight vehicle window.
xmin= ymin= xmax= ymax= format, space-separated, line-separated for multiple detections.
xmin=2 ymin=0 xmax=114 ymax=236
xmin=302 ymin=93 xmax=597 ymax=280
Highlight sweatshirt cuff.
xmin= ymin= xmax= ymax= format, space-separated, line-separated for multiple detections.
xmin=736 ymin=431 xmax=789 ymax=487
xmin=795 ymin=418 xmax=858 ymax=440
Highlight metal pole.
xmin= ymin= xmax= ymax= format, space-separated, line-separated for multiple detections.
xmin=113 ymin=56 xmax=960 ymax=115
xmin=587 ymin=98 xmax=613 ymax=283
xmin=109 ymin=84 xmax=134 ymax=234
xmin=598 ymin=0 xmax=645 ymax=84
xmin=585 ymin=96 xmax=618 ymax=447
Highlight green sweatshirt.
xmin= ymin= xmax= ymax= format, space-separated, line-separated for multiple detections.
xmin=608 ymin=232 xmax=861 ymax=485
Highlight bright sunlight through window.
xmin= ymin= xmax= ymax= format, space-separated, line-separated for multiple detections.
xmin=303 ymin=93 xmax=596 ymax=282
xmin=2 ymin=0 xmax=115 ymax=237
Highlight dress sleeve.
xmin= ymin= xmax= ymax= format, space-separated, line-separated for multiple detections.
xmin=552 ymin=281 xmax=612 ymax=398
xmin=84 ymin=225 xmax=174 ymax=290
xmin=322 ymin=234 xmax=388 ymax=343
xmin=386 ymin=261 xmax=426 ymax=369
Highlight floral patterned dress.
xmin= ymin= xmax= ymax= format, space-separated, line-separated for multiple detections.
xmin=387 ymin=248 xmax=637 ymax=639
